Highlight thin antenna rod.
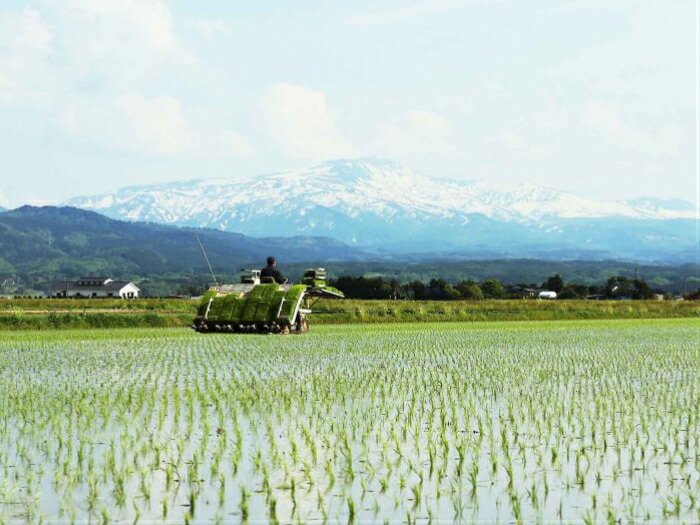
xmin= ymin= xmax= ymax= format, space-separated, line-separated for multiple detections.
xmin=195 ymin=234 xmax=219 ymax=287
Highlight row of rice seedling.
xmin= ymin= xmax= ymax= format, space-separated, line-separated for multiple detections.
xmin=0 ymin=319 xmax=697 ymax=523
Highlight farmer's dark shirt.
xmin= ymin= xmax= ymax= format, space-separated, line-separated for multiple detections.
xmin=260 ymin=265 xmax=287 ymax=284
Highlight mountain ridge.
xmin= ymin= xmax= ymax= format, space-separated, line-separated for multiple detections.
xmin=0 ymin=206 xmax=366 ymax=280
xmin=1 ymin=206 xmax=698 ymax=295
xmin=62 ymin=159 xmax=698 ymax=262
xmin=66 ymin=158 xmax=695 ymax=222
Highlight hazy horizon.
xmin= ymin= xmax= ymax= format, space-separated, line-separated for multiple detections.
xmin=0 ymin=0 xmax=697 ymax=208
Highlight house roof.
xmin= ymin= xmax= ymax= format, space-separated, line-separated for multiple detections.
xmin=510 ymin=286 xmax=544 ymax=293
xmin=52 ymin=281 xmax=140 ymax=292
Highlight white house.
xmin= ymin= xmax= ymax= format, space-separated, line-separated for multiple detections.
xmin=52 ymin=277 xmax=140 ymax=299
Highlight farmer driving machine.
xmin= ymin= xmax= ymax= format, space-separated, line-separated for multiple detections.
xmin=192 ymin=268 xmax=344 ymax=334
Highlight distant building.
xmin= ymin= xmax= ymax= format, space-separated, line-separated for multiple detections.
xmin=1 ymin=275 xmax=21 ymax=287
xmin=52 ymin=277 xmax=140 ymax=299
xmin=510 ymin=286 xmax=539 ymax=299
xmin=586 ymin=294 xmax=607 ymax=300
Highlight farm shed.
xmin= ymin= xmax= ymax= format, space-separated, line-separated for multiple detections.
xmin=511 ymin=286 xmax=542 ymax=299
xmin=52 ymin=277 xmax=140 ymax=299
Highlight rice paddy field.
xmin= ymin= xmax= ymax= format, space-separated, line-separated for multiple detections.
xmin=1 ymin=319 xmax=698 ymax=524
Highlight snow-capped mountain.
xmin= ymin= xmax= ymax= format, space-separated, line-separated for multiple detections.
xmin=65 ymin=159 xmax=698 ymax=261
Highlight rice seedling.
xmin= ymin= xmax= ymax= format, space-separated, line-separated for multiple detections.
xmin=0 ymin=319 xmax=696 ymax=522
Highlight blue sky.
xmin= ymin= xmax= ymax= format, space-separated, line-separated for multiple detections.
xmin=0 ymin=0 xmax=696 ymax=207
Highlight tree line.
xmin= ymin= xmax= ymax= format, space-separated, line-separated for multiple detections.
xmin=329 ymin=274 xmax=668 ymax=300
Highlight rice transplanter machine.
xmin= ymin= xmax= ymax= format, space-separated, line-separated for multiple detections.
xmin=192 ymin=268 xmax=344 ymax=334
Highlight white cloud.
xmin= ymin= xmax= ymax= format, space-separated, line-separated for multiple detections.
xmin=185 ymin=18 xmax=230 ymax=38
xmin=0 ymin=0 xmax=694 ymax=203
xmin=434 ymin=94 xmax=475 ymax=115
xmin=60 ymin=92 xmax=191 ymax=155
xmin=218 ymin=130 xmax=257 ymax=158
xmin=260 ymin=83 xmax=353 ymax=160
xmin=0 ymin=1 xmax=254 ymax=158
xmin=581 ymin=102 xmax=686 ymax=155
xmin=0 ymin=1 xmax=179 ymax=101
xmin=59 ymin=92 xmax=255 ymax=157
xmin=379 ymin=110 xmax=454 ymax=156
xmin=348 ymin=0 xmax=501 ymax=25
xmin=551 ymin=0 xmax=639 ymax=13
xmin=491 ymin=130 xmax=553 ymax=161
xmin=0 ymin=8 xmax=53 ymax=105
xmin=56 ymin=0 xmax=179 ymax=90
xmin=475 ymin=77 xmax=511 ymax=100
xmin=547 ymin=3 xmax=694 ymax=104
xmin=67 ymin=0 xmax=175 ymax=51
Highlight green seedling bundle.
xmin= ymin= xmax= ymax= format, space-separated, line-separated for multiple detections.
xmin=193 ymin=276 xmax=344 ymax=334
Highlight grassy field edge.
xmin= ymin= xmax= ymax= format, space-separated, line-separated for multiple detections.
xmin=0 ymin=298 xmax=697 ymax=330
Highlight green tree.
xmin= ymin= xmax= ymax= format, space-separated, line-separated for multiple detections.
xmin=444 ymin=284 xmax=461 ymax=300
xmin=606 ymin=276 xmax=629 ymax=298
xmin=389 ymin=278 xmax=402 ymax=300
xmin=481 ymin=278 xmax=506 ymax=299
xmin=332 ymin=276 xmax=392 ymax=299
xmin=631 ymin=279 xmax=654 ymax=300
xmin=542 ymin=274 xmax=564 ymax=293
xmin=685 ymin=287 xmax=700 ymax=300
xmin=558 ymin=283 xmax=588 ymax=299
xmin=456 ymin=280 xmax=484 ymax=300
xmin=405 ymin=281 xmax=427 ymax=300
xmin=428 ymin=279 xmax=451 ymax=300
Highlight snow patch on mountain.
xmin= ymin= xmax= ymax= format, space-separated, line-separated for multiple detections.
xmin=624 ymin=198 xmax=698 ymax=219
xmin=65 ymin=159 xmax=695 ymax=230
xmin=60 ymin=159 xmax=699 ymax=261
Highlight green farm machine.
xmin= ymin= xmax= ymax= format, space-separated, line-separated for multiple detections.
xmin=193 ymin=268 xmax=344 ymax=334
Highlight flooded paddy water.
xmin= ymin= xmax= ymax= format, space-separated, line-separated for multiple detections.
xmin=0 ymin=319 xmax=698 ymax=523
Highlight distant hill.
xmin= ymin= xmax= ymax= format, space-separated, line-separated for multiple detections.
xmin=0 ymin=206 xmax=365 ymax=287
xmin=0 ymin=206 xmax=697 ymax=296
xmin=65 ymin=158 xmax=699 ymax=262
